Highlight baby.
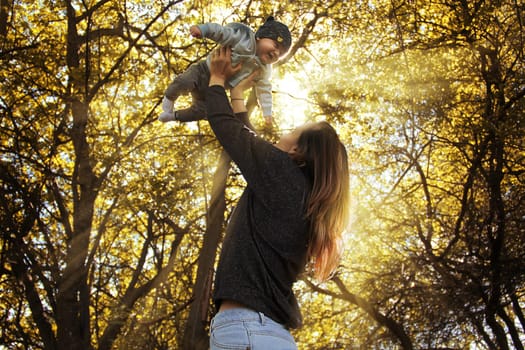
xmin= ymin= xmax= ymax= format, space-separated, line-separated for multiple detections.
xmin=159 ymin=16 xmax=292 ymax=126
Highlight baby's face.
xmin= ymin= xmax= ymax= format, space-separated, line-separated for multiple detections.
xmin=256 ymin=38 xmax=281 ymax=65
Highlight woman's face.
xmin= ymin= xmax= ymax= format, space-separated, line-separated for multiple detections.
xmin=275 ymin=123 xmax=313 ymax=152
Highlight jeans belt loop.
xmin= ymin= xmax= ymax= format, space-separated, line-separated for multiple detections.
xmin=258 ymin=312 xmax=265 ymax=325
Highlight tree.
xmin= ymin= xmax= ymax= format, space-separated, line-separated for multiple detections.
xmin=1 ymin=1 xmax=203 ymax=348
xmin=298 ymin=0 xmax=524 ymax=348
xmin=1 ymin=0 xmax=523 ymax=349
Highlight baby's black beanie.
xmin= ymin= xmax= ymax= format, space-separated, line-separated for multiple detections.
xmin=255 ymin=16 xmax=292 ymax=56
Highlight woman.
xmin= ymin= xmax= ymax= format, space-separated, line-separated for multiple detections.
xmin=206 ymin=46 xmax=350 ymax=349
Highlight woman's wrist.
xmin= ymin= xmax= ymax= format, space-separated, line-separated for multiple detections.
xmin=230 ymin=87 xmax=244 ymax=100
xmin=230 ymin=95 xmax=247 ymax=113
xmin=209 ymin=76 xmax=226 ymax=87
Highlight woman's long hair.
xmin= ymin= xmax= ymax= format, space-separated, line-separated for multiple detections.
xmin=291 ymin=122 xmax=350 ymax=281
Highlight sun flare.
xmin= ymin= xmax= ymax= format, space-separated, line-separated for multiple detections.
xmin=272 ymin=73 xmax=310 ymax=131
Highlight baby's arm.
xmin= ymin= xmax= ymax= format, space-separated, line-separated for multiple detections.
xmin=255 ymin=77 xmax=273 ymax=125
xmin=192 ymin=23 xmax=248 ymax=48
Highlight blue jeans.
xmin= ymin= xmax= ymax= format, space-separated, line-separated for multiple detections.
xmin=209 ymin=308 xmax=298 ymax=350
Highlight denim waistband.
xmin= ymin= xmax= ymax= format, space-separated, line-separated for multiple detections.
xmin=209 ymin=308 xmax=297 ymax=350
xmin=212 ymin=308 xmax=267 ymax=325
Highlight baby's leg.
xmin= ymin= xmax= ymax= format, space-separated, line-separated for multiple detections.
xmin=175 ymin=97 xmax=206 ymax=122
xmin=160 ymin=63 xmax=205 ymax=122
xmin=164 ymin=64 xmax=202 ymax=99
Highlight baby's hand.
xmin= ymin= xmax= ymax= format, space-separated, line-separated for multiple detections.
xmin=190 ymin=25 xmax=202 ymax=38
xmin=264 ymin=115 xmax=273 ymax=126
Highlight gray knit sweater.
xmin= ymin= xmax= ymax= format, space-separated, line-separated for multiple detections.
xmin=206 ymin=85 xmax=311 ymax=329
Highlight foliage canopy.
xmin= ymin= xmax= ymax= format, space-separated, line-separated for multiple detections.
xmin=1 ymin=0 xmax=524 ymax=349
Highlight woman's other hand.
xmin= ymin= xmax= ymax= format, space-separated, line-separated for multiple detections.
xmin=233 ymin=70 xmax=259 ymax=94
xmin=230 ymin=70 xmax=260 ymax=98
xmin=209 ymin=46 xmax=242 ymax=87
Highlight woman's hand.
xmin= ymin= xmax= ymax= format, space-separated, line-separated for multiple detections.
xmin=209 ymin=46 xmax=242 ymax=87
xmin=230 ymin=69 xmax=260 ymax=97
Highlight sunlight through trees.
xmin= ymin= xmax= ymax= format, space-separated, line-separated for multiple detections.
xmin=1 ymin=0 xmax=524 ymax=349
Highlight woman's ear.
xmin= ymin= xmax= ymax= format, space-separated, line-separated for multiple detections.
xmin=288 ymin=148 xmax=306 ymax=166
xmin=288 ymin=146 xmax=299 ymax=155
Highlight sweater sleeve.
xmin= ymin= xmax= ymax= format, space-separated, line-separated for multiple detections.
xmin=198 ymin=23 xmax=254 ymax=55
xmin=255 ymin=76 xmax=273 ymax=117
xmin=205 ymin=85 xmax=301 ymax=201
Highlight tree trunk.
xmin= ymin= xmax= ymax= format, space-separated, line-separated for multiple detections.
xmin=58 ymin=3 xmax=96 ymax=345
xmin=56 ymin=97 xmax=96 ymax=350
xmin=0 ymin=0 xmax=10 ymax=37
